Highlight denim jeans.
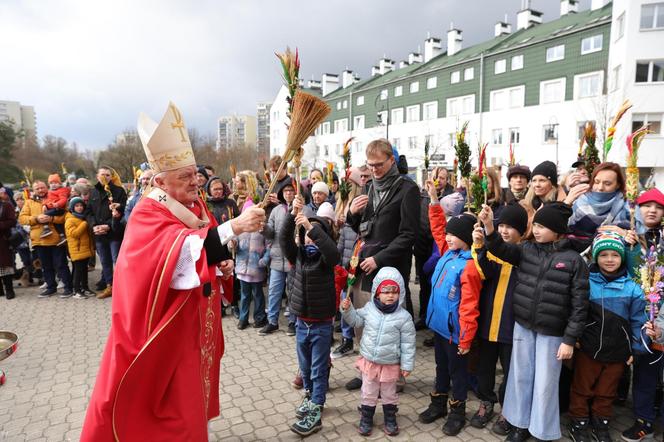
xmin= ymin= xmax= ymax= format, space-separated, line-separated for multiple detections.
xmin=267 ymin=269 xmax=287 ymax=325
xmin=34 ymin=245 xmax=72 ymax=291
xmin=339 ymin=290 xmax=355 ymax=340
xmin=632 ymin=351 xmax=664 ymax=423
xmin=296 ymin=318 xmax=333 ymax=406
xmin=95 ymin=237 xmax=121 ymax=285
xmin=238 ymin=280 xmax=266 ymax=323
xmin=503 ymin=322 xmax=563 ymax=441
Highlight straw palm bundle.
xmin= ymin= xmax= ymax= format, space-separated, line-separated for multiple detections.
xmin=626 ymin=124 xmax=650 ymax=229
xmin=603 ymin=100 xmax=632 ymax=161
xmin=580 ymin=122 xmax=600 ymax=175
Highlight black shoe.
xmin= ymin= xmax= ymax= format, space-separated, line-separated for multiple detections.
xmin=621 ymin=419 xmax=653 ymax=442
xmin=59 ymin=290 xmax=74 ymax=299
xmin=470 ymin=400 xmax=495 ymax=429
xmin=345 ymin=377 xmax=362 ymax=391
xmin=95 ymin=280 xmax=107 ymax=291
xmin=383 ymin=404 xmax=399 ymax=436
xmin=253 ymin=319 xmax=268 ymax=329
xmin=418 ymin=393 xmax=448 ymax=424
xmin=237 ymin=320 xmax=249 ymax=330
xmin=414 ymin=318 xmax=427 ymax=331
xmin=569 ymin=418 xmax=592 ymax=442
xmin=287 ymin=323 xmax=296 ymax=336
xmin=38 ymin=289 xmax=56 ymax=298
xmin=492 ymin=415 xmax=512 ymax=436
xmin=442 ymin=400 xmax=466 ymax=436
xmin=423 ymin=336 xmax=435 ymax=347
xmin=506 ymin=427 xmax=531 ymax=442
xmin=258 ymin=323 xmax=279 ymax=336
xmin=331 ymin=338 xmax=354 ymax=359
xmin=358 ymin=405 xmax=375 ymax=436
xmin=591 ymin=416 xmax=613 ymax=442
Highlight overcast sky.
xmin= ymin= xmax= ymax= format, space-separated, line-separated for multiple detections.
xmin=1 ymin=0 xmax=591 ymax=150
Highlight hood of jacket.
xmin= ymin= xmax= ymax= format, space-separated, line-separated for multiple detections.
xmin=370 ymin=266 xmax=406 ymax=307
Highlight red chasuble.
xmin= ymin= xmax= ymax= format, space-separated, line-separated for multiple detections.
xmin=81 ymin=196 xmax=225 ymax=442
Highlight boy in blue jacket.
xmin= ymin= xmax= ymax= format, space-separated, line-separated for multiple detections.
xmin=418 ymin=181 xmax=482 ymax=436
xmin=568 ymin=231 xmax=647 ymax=442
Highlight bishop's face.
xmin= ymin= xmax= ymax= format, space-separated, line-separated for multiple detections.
xmin=158 ymin=165 xmax=199 ymax=205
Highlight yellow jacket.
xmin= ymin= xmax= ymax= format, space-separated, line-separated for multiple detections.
xmin=65 ymin=213 xmax=94 ymax=261
xmin=18 ymin=198 xmax=66 ymax=247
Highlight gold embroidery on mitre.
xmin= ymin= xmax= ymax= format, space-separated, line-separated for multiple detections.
xmin=154 ymin=150 xmax=194 ymax=169
xmin=169 ymin=104 xmax=187 ymax=142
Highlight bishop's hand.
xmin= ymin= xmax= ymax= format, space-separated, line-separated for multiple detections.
xmin=230 ymin=206 xmax=265 ymax=234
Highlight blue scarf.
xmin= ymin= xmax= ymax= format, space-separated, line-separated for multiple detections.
xmin=569 ymin=191 xmax=630 ymax=237
xmin=373 ymin=296 xmax=399 ymax=314
xmin=71 ymin=211 xmax=86 ymax=220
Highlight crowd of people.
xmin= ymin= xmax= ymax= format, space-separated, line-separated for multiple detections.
xmin=1 ymin=136 xmax=664 ymax=442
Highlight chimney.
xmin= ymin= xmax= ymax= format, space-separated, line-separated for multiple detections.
xmin=307 ymin=79 xmax=322 ymax=90
xmin=516 ymin=1 xmax=543 ymax=31
xmin=424 ymin=37 xmax=442 ymax=62
xmin=378 ymin=57 xmax=395 ymax=75
xmin=399 ymin=60 xmax=409 ymax=69
xmin=560 ymin=0 xmax=579 ymax=15
xmin=408 ymin=52 xmax=423 ymax=64
xmin=341 ymin=69 xmax=357 ymax=88
xmin=371 ymin=66 xmax=381 ymax=77
xmin=494 ymin=21 xmax=512 ymax=37
xmin=447 ymin=26 xmax=463 ymax=57
xmin=321 ymin=73 xmax=339 ymax=96
xmin=591 ymin=0 xmax=609 ymax=10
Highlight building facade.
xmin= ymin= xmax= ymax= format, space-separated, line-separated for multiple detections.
xmin=216 ymin=114 xmax=257 ymax=150
xmin=257 ymin=102 xmax=272 ymax=156
xmin=0 ymin=100 xmax=37 ymax=136
xmin=270 ymin=0 xmax=664 ymax=183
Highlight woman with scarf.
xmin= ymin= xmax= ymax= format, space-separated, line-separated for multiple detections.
xmin=520 ymin=160 xmax=567 ymax=238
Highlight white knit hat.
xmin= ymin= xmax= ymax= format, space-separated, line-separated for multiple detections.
xmin=311 ymin=181 xmax=330 ymax=196
xmin=316 ymin=202 xmax=336 ymax=224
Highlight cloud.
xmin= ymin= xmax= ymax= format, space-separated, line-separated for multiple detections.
xmin=1 ymin=0 xmax=590 ymax=150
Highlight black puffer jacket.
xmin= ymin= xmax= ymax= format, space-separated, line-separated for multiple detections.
xmin=280 ymin=214 xmax=340 ymax=320
xmin=87 ymin=182 xmax=128 ymax=242
xmin=486 ymin=232 xmax=589 ymax=345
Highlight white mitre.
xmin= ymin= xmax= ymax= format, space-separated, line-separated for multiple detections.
xmin=137 ymin=102 xmax=196 ymax=173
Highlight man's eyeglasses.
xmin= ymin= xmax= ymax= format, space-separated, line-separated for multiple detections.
xmin=366 ymin=161 xmax=387 ymax=170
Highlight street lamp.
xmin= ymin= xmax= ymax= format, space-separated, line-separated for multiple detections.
xmin=374 ymin=92 xmax=390 ymax=140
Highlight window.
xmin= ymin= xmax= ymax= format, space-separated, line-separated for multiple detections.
xmin=394 ymin=85 xmax=403 ymax=97
xmin=575 ymin=71 xmax=603 ymax=98
xmin=356 ymin=95 xmax=364 ymax=106
xmin=540 ymin=78 xmax=566 ymax=104
xmin=408 ymin=136 xmax=418 ymax=150
xmin=546 ymin=44 xmax=565 ymax=62
xmin=427 ymin=77 xmax=438 ymax=89
xmin=611 ymin=65 xmax=622 ymax=91
xmin=446 ymin=94 xmax=475 ymax=117
xmin=577 ymin=121 xmax=596 ymax=140
xmin=391 ymin=108 xmax=404 ymax=124
xmin=447 ymin=98 xmax=460 ymax=117
xmin=641 ymin=3 xmax=664 ymax=30
xmin=632 ymin=113 xmax=662 ymax=134
xmin=423 ymin=101 xmax=438 ymax=120
xmin=322 ymin=122 xmax=330 ymax=135
xmin=391 ymin=138 xmax=401 ymax=149
xmin=511 ymin=54 xmax=524 ymax=70
xmin=324 ymin=145 xmax=329 ymax=156
xmin=581 ymin=35 xmax=603 ymax=54
xmin=509 ymin=128 xmax=520 ymax=145
xmin=425 ymin=134 xmax=434 ymax=146
xmin=464 ymin=67 xmax=474 ymax=80
xmin=410 ymin=81 xmax=420 ymax=93
xmin=492 ymin=129 xmax=503 ymax=145
xmin=380 ymin=89 xmax=388 ymax=100
xmin=334 ymin=119 xmax=348 ymax=133
xmin=353 ymin=115 xmax=365 ymax=130
xmin=615 ymin=13 xmax=625 ymax=40
xmin=636 ymin=60 xmax=664 ymax=83
xmin=495 ymin=59 xmax=507 ymax=74
xmin=406 ymin=105 xmax=420 ymax=122
xmin=336 ymin=102 xmax=341 ymax=110
xmin=543 ymin=124 xmax=558 ymax=143
xmin=462 ymin=96 xmax=474 ymax=114
xmin=490 ymin=86 xmax=525 ymax=110
xmin=451 ymin=71 xmax=460 ymax=84
xmin=377 ymin=111 xmax=388 ymax=125
xmin=342 ymin=100 xmax=348 ymax=109
xmin=354 ymin=141 xmax=362 ymax=153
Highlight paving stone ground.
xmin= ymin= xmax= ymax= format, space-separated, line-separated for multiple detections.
xmin=0 ymin=269 xmax=646 ymax=441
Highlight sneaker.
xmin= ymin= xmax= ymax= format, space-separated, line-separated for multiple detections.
xmin=287 ymin=323 xmax=296 ymax=336
xmin=331 ymin=338 xmax=354 ymax=359
xmin=38 ymin=289 xmax=56 ymax=298
xmin=290 ymin=403 xmax=322 ymax=436
xmin=591 ymin=417 xmax=613 ymax=442
xmin=258 ymin=323 xmax=279 ymax=336
xmin=292 ymin=371 xmax=303 ymax=389
xmin=506 ymin=427 xmax=531 ymax=442
xmin=470 ymin=401 xmax=495 ymax=429
xmin=57 ymin=280 xmax=64 ymax=289
xmin=56 ymin=235 xmax=67 ymax=246
xmin=59 ymin=290 xmax=74 ymax=299
xmin=73 ymin=292 xmax=88 ymax=300
xmin=570 ymin=418 xmax=592 ymax=442
xmin=492 ymin=415 xmax=512 ymax=436
xmin=345 ymin=377 xmax=362 ymax=391
xmin=39 ymin=282 xmax=48 ymax=289
xmin=81 ymin=289 xmax=96 ymax=297
xmin=621 ymin=419 xmax=653 ymax=442
xmin=284 ymin=306 xmax=290 ymax=317
xmin=253 ymin=319 xmax=268 ymax=329
xmin=295 ymin=393 xmax=311 ymax=419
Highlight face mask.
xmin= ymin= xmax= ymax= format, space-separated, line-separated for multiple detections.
xmin=304 ymin=244 xmax=320 ymax=258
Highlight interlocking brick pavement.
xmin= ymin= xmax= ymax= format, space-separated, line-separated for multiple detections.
xmin=0 ymin=270 xmax=643 ymax=441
